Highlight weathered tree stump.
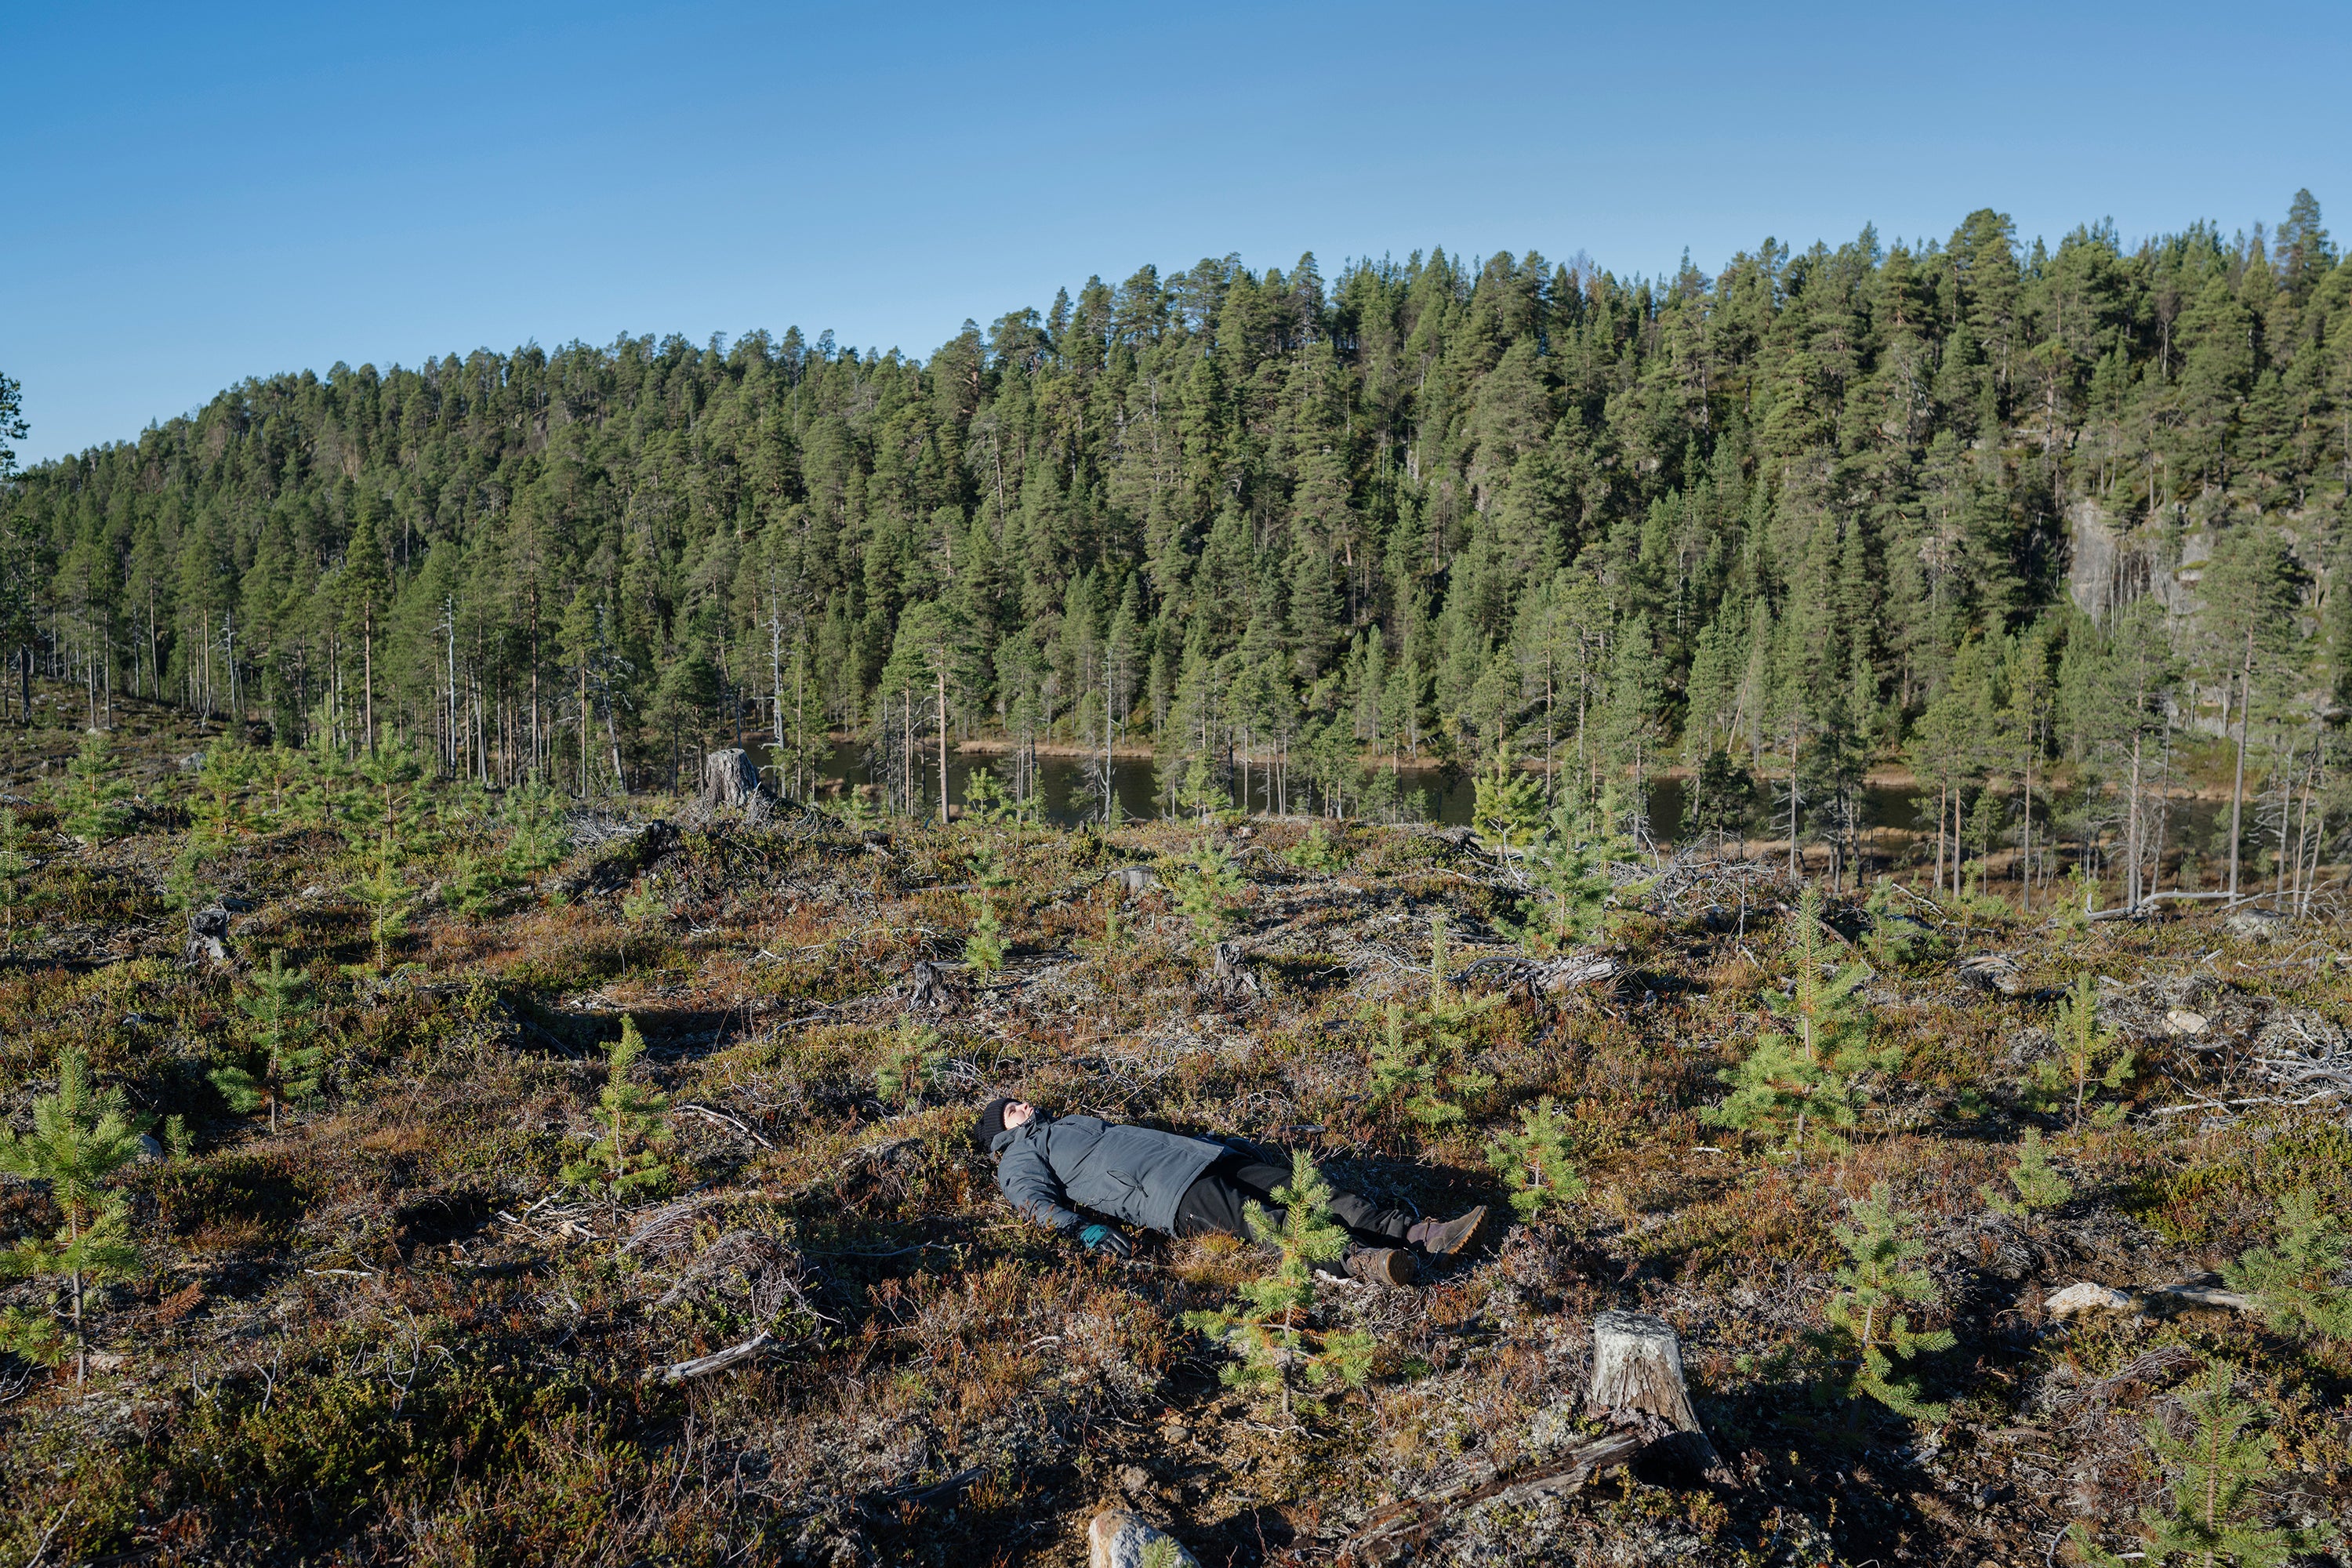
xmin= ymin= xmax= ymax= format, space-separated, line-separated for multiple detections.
xmin=1104 ymin=865 xmax=1157 ymax=896
xmin=699 ymin=749 xmax=764 ymax=812
xmin=1208 ymin=941 xmax=1258 ymax=997
xmin=1587 ymin=1310 xmax=1732 ymax=1484
xmin=183 ymin=906 xmax=234 ymax=969
xmin=905 ymin=960 xmax=960 ymax=1011
xmin=1088 ymin=1510 xmax=1199 ymax=1568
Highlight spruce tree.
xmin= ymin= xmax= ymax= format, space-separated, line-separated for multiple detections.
xmin=0 ymin=1049 xmax=146 ymax=1383
xmin=1486 ymin=1097 xmax=1587 ymax=1220
xmin=1701 ymin=887 xmax=1890 ymax=1159
xmin=1816 ymin=1181 xmax=1953 ymax=1421
xmin=874 ymin=1017 xmax=946 ymax=1109
xmin=2069 ymin=1359 xmax=2331 ymax=1568
xmin=212 ymin=949 xmax=325 ymax=1134
xmin=56 ymin=730 xmax=133 ymax=843
xmin=1180 ymin=1151 xmax=1375 ymax=1415
xmin=1978 ymin=1127 xmax=2072 ymax=1219
xmin=561 ymin=1017 xmax=672 ymax=1221
xmin=2222 ymin=1187 xmax=2352 ymax=1341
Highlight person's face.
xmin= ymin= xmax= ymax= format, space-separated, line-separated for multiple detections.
xmin=1001 ymin=1100 xmax=1036 ymax=1132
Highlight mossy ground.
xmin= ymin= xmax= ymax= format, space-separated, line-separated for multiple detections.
xmin=0 ymin=689 xmax=2347 ymax=1566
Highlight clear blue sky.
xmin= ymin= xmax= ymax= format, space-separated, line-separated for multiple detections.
xmin=6 ymin=0 xmax=2347 ymax=464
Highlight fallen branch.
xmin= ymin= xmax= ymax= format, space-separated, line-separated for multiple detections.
xmin=674 ymin=1103 xmax=775 ymax=1149
xmin=1334 ymin=1431 xmax=1649 ymax=1562
xmin=641 ymin=1329 xmax=775 ymax=1384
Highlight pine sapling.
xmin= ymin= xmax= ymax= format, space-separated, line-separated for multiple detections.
xmin=0 ymin=807 xmax=32 ymax=934
xmin=561 ymin=1017 xmax=673 ymax=1227
xmin=1167 ymin=840 xmax=1247 ymax=948
xmin=0 ymin=1049 xmax=147 ymax=1384
xmin=212 ymin=949 xmax=325 ymax=1134
xmin=1283 ymin=822 xmax=1344 ymax=873
xmin=1516 ymin=786 xmax=1646 ymax=956
xmin=2031 ymin=975 xmax=2134 ymax=1127
xmin=56 ymin=731 xmax=134 ymax=844
xmin=350 ymin=830 xmax=412 ymax=974
xmin=444 ymin=848 xmax=508 ymax=918
xmin=1816 ymin=1181 xmax=1953 ymax=1421
xmin=1181 ymin=1151 xmax=1375 ymax=1416
xmin=1471 ymin=747 xmax=1545 ymax=858
xmin=1486 ymin=1096 xmax=1588 ymax=1220
xmin=874 ymin=1016 xmax=946 ymax=1110
xmin=2222 ymin=1187 xmax=2352 ymax=1341
xmin=1702 ymin=887 xmax=1889 ymax=1160
xmin=1979 ymin=1127 xmax=2073 ymax=1220
xmin=2068 ymin=1359 xmax=2332 ymax=1568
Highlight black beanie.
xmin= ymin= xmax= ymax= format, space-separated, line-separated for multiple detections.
xmin=972 ymin=1098 xmax=1014 ymax=1152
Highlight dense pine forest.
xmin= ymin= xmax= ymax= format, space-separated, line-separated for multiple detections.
xmin=7 ymin=196 xmax=2352 ymax=895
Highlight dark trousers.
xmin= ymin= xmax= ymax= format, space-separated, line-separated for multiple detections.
xmin=1173 ymin=1157 xmax=1416 ymax=1245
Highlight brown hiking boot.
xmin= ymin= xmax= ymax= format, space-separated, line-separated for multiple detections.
xmin=1409 ymin=1206 xmax=1487 ymax=1258
xmin=1343 ymin=1247 xmax=1417 ymax=1287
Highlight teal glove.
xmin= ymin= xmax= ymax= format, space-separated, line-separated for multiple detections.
xmin=1080 ymin=1223 xmax=1133 ymax=1260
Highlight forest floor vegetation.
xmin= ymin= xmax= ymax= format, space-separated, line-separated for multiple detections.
xmin=0 ymin=692 xmax=2347 ymax=1566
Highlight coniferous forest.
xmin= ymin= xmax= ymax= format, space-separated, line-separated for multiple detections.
xmin=9 ymin=195 xmax=2352 ymax=898
xmin=2 ymin=205 xmax=2350 ymax=1568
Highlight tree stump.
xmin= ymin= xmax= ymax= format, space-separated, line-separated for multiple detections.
xmin=183 ymin=906 xmax=234 ymax=969
xmin=1087 ymin=1510 xmax=1199 ymax=1568
xmin=905 ymin=960 xmax=960 ymax=1012
xmin=1587 ymin=1310 xmax=1731 ymax=1484
xmin=699 ymin=749 xmax=764 ymax=811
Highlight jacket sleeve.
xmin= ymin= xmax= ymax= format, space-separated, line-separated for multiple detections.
xmin=995 ymin=1140 xmax=1083 ymax=1234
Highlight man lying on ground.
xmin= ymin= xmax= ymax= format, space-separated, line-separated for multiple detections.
xmin=972 ymin=1097 xmax=1485 ymax=1285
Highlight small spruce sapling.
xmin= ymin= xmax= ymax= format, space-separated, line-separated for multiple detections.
xmin=1701 ymin=887 xmax=1891 ymax=1160
xmin=2222 ymin=1187 xmax=2352 ymax=1341
xmin=2027 ymin=975 xmax=2134 ymax=1127
xmin=2067 ymin=1359 xmax=2332 ymax=1568
xmin=1167 ymin=840 xmax=1247 ymax=948
xmin=1862 ymin=875 xmax=1933 ymax=967
xmin=1283 ymin=822 xmax=1344 ymax=873
xmin=1471 ymin=747 xmax=1545 ymax=858
xmin=961 ymin=839 xmax=1013 ymax=975
xmin=1181 ymin=1151 xmax=1375 ymax=1415
xmin=561 ymin=1017 xmax=672 ymax=1223
xmin=1516 ymin=786 xmax=1643 ymax=955
xmin=1418 ymin=913 xmax=1499 ymax=1122
xmin=444 ymin=848 xmax=508 ymax=918
xmin=0 ymin=1049 xmax=147 ymax=1384
xmin=0 ymin=806 xmax=33 ymax=934
xmin=350 ymin=830 xmax=412 ymax=973
xmin=502 ymin=775 xmax=571 ymax=891
xmin=1486 ymin=1097 xmax=1588 ymax=1220
xmin=874 ymin=1017 xmax=946 ymax=1110
xmin=1978 ymin=1127 xmax=2072 ymax=1219
xmin=211 ymin=950 xmax=325 ymax=1134
xmin=56 ymin=730 xmax=134 ymax=843
xmin=1817 ymin=1181 xmax=1953 ymax=1421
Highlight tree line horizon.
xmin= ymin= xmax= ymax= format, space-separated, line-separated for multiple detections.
xmin=3 ymin=194 xmax=2350 ymax=904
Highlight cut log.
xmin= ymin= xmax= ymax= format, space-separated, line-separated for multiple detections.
xmin=1587 ymin=1310 xmax=1731 ymax=1483
xmin=699 ymin=749 xmax=765 ymax=811
xmin=1088 ymin=1510 xmax=1200 ymax=1568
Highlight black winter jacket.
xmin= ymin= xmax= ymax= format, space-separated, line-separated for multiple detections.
xmin=990 ymin=1115 xmax=1228 ymax=1237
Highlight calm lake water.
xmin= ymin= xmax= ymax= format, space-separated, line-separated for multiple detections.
xmin=782 ymin=743 xmax=2227 ymax=844
xmin=775 ymin=742 xmax=2236 ymax=871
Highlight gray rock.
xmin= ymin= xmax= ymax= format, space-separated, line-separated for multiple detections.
xmin=136 ymin=1134 xmax=165 ymax=1163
